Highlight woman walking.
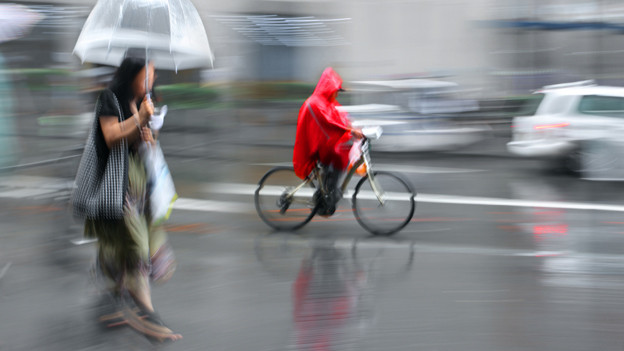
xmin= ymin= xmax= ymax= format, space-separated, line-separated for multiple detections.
xmin=74 ymin=54 xmax=180 ymax=342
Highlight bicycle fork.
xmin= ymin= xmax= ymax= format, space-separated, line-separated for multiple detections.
xmin=343 ymin=139 xmax=386 ymax=206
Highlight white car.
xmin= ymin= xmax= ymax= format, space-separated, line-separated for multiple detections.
xmin=507 ymin=81 xmax=624 ymax=177
xmin=339 ymin=79 xmax=488 ymax=152
xmin=338 ymin=104 xmax=488 ymax=152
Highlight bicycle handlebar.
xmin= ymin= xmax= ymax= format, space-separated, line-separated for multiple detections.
xmin=361 ymin=126 xmax=383 ymax=140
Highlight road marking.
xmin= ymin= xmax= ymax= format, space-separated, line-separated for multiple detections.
xmin=252 ymin=162 xmax=484 ymax=174
xmin=6 ymin=177 xmax=624 ymax=214
xmin=454 ymin=299 xmax=523 ymax=303
xmin=374 ymin=163 xmax=484 ymax=174
xmin=442 ymin=290 xmax=510 ymax=294
xmin=0 ymin=188 xmax=59 ymax=199
xmin=0 ymin=176 xmax=72 ymax=199
xmin=416 ymin=193 xmax=624 ymax=212
xmin=204 ymin=182 xmax=624 ymax=213
xmin=0 ymin=175 xmax=70 ymax=189
xmin=173 ymin=198 xmax=253 ymax=213
xmin=513 ymin=251 xmax=566 ymax=257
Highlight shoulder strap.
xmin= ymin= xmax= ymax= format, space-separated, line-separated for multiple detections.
xmin=109 ymin=92 xmax=124 ymax=123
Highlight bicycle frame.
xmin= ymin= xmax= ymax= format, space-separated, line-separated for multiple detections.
xmin=310 ymin=137 xmax=386 ymax=206
xmin=282 ymin=177 xmax=313 ymax=205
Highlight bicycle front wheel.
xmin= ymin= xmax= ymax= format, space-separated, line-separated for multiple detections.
xmin=352 ymin=171 xmax=415 ymax=236
xmin=255 ymin=167 xmax=318 ymax=231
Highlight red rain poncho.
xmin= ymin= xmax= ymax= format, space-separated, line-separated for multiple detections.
xmin=293 ymin=67 xmax=353 ymax=179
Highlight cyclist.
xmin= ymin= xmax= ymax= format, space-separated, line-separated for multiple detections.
xmin=293 ymin=67 xmax=363 ymax=216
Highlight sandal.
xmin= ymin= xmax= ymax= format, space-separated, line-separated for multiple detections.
xmin=97 ymin=292 xmax=146 ymax=328
xmin=122 ymin=306 xmax=182 ymax=342
xmin=99 ymin=307 xmax=146 ymax=328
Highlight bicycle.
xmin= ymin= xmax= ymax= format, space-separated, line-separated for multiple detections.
xmin=254 ymin=129 xmax=416 ymax=236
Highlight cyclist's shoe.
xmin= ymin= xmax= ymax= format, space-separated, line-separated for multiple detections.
xmin=315 ymin=187 xmax=341 ymax=217
xmin=318 ymin=203 xmax=335 ymax=217
xmin=314 ymin=190 xmax=328 ymax=216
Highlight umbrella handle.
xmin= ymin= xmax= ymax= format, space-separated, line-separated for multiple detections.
xmin=145 ymin=60 xmax=151 ymax=104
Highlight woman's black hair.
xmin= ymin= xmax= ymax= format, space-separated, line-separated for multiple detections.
xmin=108 ymin=55 xmax=147 ymax=104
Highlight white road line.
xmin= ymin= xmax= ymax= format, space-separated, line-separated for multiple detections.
xmin=0 ymin=176 xmax=72 ymax=199
xmin=374 ymin=163 xmax=485 ymax=174
xmin=0 ymin=175 xmax=69 ymax=188
xmin=454 ymin=299 xmax=523 ymax=303
xmin=513 ymin=251 xmax=566 ymax=257
xmin=204 ymin=183 xmax=260 ymax=196
xmin=416 ymin=194 xmax=624 ymax=212
xmin=173 ymin=198 xmax=253 ymax=213
xmin=202 ymin=183 xmax=411 ymax=200
xmin=5 ymin=176 xmax=624 ymax=214
xmin=0 ymin=188 xmax=59 ymax=199
xmin=203 ymin=182 xmax=624 ymax=213
xmin=442 ymin=290 xmax=510 ymax=294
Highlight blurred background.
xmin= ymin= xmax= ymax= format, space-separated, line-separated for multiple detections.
xmin=4 ymin=0 xmax=624 ymax=172
xmin=5 ymin=0 xmax=624 ymax=350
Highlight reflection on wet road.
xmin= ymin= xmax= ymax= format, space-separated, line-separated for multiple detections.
xmin=255 ymin=235 xmax=418 ymax=351
xmin=5 ymin=149 xmax=624 ymax=350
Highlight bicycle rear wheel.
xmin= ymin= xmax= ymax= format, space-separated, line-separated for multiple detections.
xmin=255 ymin=167 xmax=318 ymax=231
xmin=352 ymin=171 xmax=415 ymax=236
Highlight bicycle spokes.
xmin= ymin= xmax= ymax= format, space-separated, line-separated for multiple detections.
xmin=255 ymin=167 xmax=318 ymax=231
xmin=352 ymin=171 xmax=415 ymax=236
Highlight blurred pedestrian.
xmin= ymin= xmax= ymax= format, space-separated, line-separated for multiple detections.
xmin=76 ymin=54 xmax=180 ymax=342
xmin=293 ymin=67 xmax=363 ymax=216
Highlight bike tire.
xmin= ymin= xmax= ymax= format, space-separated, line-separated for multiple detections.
xmin=255 ymin=166 xmax=318 ymax=231
xmin=352 ymin=171 xmax=415 ymax=236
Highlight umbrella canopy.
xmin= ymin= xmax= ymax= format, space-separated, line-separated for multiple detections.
xmin=73 ymin=0 xmax=214 ymax=71
xmin=0 ymin=4 xmax=44 ymax=44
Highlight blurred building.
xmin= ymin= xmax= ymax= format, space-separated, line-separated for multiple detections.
xmin=489 ymin=0 xmax=624 ymax=94
xmin=7 ymin=0 xmax=624 ymax=97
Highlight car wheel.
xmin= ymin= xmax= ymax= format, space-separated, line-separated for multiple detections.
xmin=562 ymin=148 xmax=583 ymax=176
xmin=562 ymin=142 xmax=618 ymax=178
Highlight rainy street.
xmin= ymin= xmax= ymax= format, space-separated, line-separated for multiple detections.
xmin=3 ymin=121 xmax=624 ymax=350
xmin=5 ymin=0 xmax=624 ymax=350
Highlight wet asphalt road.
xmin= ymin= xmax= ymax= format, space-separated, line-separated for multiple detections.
xmin=3 ymin=125 xmax=624 ymax=350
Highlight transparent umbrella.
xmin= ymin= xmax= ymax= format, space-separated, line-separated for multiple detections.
xmin=73 ymin=0 xmax=214 ymax=72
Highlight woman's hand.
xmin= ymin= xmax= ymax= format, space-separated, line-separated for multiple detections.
xmin=141 ymin=126 xmax=155 ymax=146
xmin=138 ymin=96 xmax=154 ymax=126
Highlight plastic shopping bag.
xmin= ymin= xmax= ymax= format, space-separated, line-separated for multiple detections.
xmin=141 ymin=142 xmax=177 ymax=225
xmin=348 ymin=139 xmax=363 ymax=166
xmin=149 ymin=105 xmax=167 ymax=131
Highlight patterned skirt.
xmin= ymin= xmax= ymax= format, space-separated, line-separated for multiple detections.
xmin=85 ymin=153 xmax=175 ymax=293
